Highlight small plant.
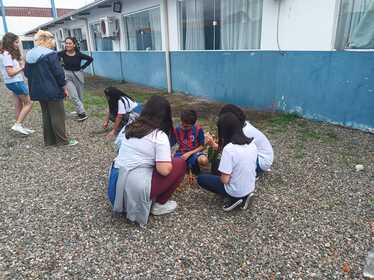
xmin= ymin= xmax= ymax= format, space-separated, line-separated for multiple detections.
xmin=270 ymin=113 xmax=299 ymax=127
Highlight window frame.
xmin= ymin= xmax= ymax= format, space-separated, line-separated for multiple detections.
xmin=89 ymin=21 xmax=115 ymax=52
xmin=333 ymin=0 xmax=374 ymax=51
xmin=122 ymin=5 xmax=163 ymax=52
xmin=176 ymin=0 xmax=264 ymax=51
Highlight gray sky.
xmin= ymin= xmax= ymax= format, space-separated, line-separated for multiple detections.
xmin=4 ymin=0 xmax=95 ymax=9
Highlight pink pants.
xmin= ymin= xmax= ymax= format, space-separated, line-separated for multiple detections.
xmin=150 ymin=158 xmax=187 ymax=204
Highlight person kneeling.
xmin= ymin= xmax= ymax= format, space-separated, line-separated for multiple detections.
xmin=197 ymin=113 xmax=257 ymax=211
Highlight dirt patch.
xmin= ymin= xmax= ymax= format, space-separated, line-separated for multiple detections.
xmin=85 ymin=75 xmax=279 ymax=127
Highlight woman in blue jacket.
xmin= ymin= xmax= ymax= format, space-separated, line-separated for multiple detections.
xmin=24 ymin=30 xmax=78 ymax=146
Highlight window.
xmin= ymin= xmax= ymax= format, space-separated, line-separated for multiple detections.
xmin=90 ymin=23 xmax=114 ymax=51
xmin=22 ymin=41 xmax=34 ymax=50
xmin=124 ymin=7 xmax=162 ymax=51
xmin=72 ymin=28 xmax=88 ymax=51
xmin=335 ymin=0 xmax=374 ymax=49
xmin=178 ymin=0 xmax=263 ymax=50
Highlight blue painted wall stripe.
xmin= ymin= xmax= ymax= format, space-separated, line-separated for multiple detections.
xmin=121 ymin=52 xmax=167 ymax=89
xmin=171 ymin=51 xmax=374 ymax=131
xmin=88 ymin=50 xmax=374 ymax=131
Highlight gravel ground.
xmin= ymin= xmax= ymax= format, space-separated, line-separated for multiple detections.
xmin=0 ymin=80 xmax=373 ymax=280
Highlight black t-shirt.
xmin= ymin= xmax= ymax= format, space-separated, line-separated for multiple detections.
xmin=58 ymin=51 xmax=93 ymax=71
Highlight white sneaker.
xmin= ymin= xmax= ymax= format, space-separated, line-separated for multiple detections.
xmin=242 ymin=192 xmax=255 ymax=210
xmin=151 ymin=200 xmax=177 ymax=216
xmin=22 ymin=126 xmax=35 ymax=134
xmin=67 ymin=139 xmax=79 ymax=146
xmin=11 ymin=123 xmax=29 ymax=135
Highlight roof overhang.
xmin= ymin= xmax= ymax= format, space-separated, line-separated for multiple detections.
xmin=24 ymin=0 xmax=112 ymax=36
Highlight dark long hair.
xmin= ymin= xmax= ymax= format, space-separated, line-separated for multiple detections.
xmin=126 ymin=95 xmax=173 ymax=139
xmin=2 ymin=32 xmax=21 ymax=61
xmin=64 ymin=36 xmax=80 ymax=53
xmin=217 ymin=112 xmax=252 ymax=149
xmin=219 ymin=104 xmax=246 ymax=127
xmin=104 ymin=87 xmax=135 ymax=116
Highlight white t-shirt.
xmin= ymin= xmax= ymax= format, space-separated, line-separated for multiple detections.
xmin=0 ymin=53 xmax=4 ymax=79
xmin=117 ymin=97 xmax=140 ymax=125
xmin=117 ymin=97 xmax=138 ymax=115
xmin=218 ymin=142 xmax=257 ymax=198
xmin=1 ymin=51 xmax=24 ymax=84
xmin=114 ymin=129 xmax=171 ymax=169
xmin=243 ymin=121 xmax=273 ymax=171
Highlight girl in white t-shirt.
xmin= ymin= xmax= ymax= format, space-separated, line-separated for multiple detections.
xmin=207 ymin=104 xmax=274 ymax=174
xmin=107 ymin=95 xmax=186 ymax=225
xmin=1 ymin=32 xmax=34 ymax=135
xmin=219 ymin=104 xmax=273 ymax=172
xmin=197 ymin=112 xmax=258 ymax=212
xmin=103 ymin=86 xmax=142 ymax=140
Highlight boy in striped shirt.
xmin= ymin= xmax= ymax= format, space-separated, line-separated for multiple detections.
xmin=172 ymin=110 xmax=208 ymax=174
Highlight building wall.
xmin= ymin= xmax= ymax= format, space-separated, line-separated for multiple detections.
xmin=261 ymin=0 xmax=340 ymax=50
xmin=170 ymin=50 xmax=374 ymax=131
xmin=30 ymin=0 xmax=374 ymax=131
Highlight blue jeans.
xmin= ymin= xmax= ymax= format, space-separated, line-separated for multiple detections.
xmin=197 ymin=174 xmax=230 ymax=197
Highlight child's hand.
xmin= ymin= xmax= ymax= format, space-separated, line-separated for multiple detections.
xmin=205 ymin=132 xmax=215 ymax=146
xmin=181 ymin=152 xmax=190 ymax=161
xmin=102 ymin=120 xmax=109 ymax=129
xmin=106 ymin=130 xmax=116 ymax=140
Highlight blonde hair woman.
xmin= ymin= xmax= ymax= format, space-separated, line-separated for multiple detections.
xmin=24 ymin=30 xmax=78 ymax=146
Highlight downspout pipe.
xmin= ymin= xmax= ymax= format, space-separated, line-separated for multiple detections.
xmin=161 ymin=0 xmax=172 ymax=94
xmin=84 ymin=18 xmax=95 ymax=76
xmin=0 ymin=0 xmax=8 ymax=33
xmin=50 ymin=0 xmax=58 ymax=18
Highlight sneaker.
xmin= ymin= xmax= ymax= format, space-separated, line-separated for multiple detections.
xmin=70 ymin=111 xmax=78 ymax=116
xmin=76 ymin=113 xmax=88 ymax=122
xmin=67 ymin=139 xmax=78 ymax=146
xmin=242 ymin=192 xmax=254 ymax=210
xmin=151 ymin=200 xmax=177 ymax=216
xmin=223 ymin=197 xmax=243 ymax=212
xmin=22 ymin=126 xmax=35 ymax=134
xmin=11 ymin=123 xmax=29 ymax=135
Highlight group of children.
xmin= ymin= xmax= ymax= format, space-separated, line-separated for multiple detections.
xmin=104 ymin=87 xmax=274 ymax=212
xmin=0 ymin=31 xmax=273 ymax=213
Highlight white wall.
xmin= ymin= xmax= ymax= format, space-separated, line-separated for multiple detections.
xmin=261 ymin=0 xmax=340 ymax=50
xmin=25 ymin=0 xmax=343 ymax=52
xmin=167 ymin=0 xmax=179 ymax=51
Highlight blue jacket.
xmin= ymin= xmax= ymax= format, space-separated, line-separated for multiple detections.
xmin=24 ymin=46 xmax=66 ymax=101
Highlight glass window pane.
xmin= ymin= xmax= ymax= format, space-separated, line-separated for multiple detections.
xmin=91 ymin=23 xmax=114 ymax=51
xmin=124 ymin=8 xmax=162 ymax=51
xmin=72 ymin=28 xmax=88 ymax=51
xmin=178 ymin=0 xmax=262 ymax=50
xmin=22 ymin=41 xmax=34 ymax=50
xmin=335 ymin=0 xmax=374 ymax=49
xmin=178 ymin=0 xmax=211 ymax=50
xmin=220 ymin=0 xmax=263 ymax=50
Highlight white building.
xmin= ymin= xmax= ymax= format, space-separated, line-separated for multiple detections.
xmin=24 ymin=0 xmax=374 ymax=131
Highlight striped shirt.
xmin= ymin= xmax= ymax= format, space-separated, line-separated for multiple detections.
xmin=173 ymin=124 xmax=205 ymax=153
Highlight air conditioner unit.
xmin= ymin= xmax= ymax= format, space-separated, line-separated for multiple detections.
xmin=100 ymin=16 xmax=120 ymax=38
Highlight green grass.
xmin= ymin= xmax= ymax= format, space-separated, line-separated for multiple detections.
xmin=269 ymin=113 xmax=300 ymax=127
xmin=368 ymin=196 xmax=374 ymax=208
xmin=299 ymin=128 xmax=322 ymax=141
